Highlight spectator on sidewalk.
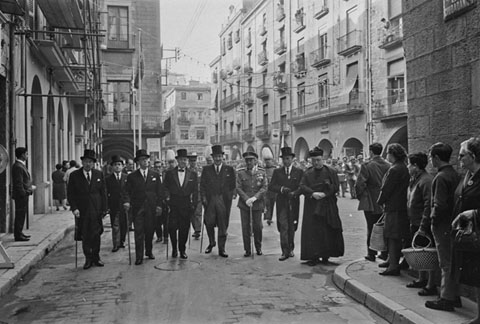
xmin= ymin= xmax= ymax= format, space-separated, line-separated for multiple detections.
xmin=425 ymin=142 xmax=461 ymax=311
xmin=345 ymin=156 xmax=358 ymax=199
xmin=451 ymin=137 xmax=480 ymax=321
xmin=377 ymin=143 xmax=410 ymax=276
xmin=332 ymin=159 xmax=347 ymax=197
xmin=63 ymin=160 xmax=78 ymax=185
xmin=52 ymin=163 xmax=67 ymax=211
xmin=406 ymin=152 xmax=437 ymax=295
xmin=11 ymin=147 xmax=35 ymax=242
xmin=355 ymin=143 xmax=390 ymax=262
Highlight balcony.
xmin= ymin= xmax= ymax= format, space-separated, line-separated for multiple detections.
xmin=379 ymin=18 xmax=403 ymax=50
xmin=165 ymin=137 xmax=208 ymax=146
xmin=233 ymin=58 xmax=241 ymax=70
xmin=273 ymin=73 xmax=287 ymax=92
xmin=314 ymin=3 xmax=329 ymax=20
xmin=259 ymin=25 xmax=267 ymax=36
xmin=220 ymin=93 xmax=240 ymax=110
xmin=291 ymin=54 xmax=306 ymax=78
xmin=294 ymin=8 xmax=306 ymax=33
xmin=272 ymin=121 xmax=290 ymax=135
xmin=219 ymin=69 xmax=227 ymax=80
xmin=226 ymin=66 xmax=233 ymax=76
xmin=258 ymin=50 xmax=268 ymax=66
xmin=242 ymin=129 xmax=255 ymax=142
xmin=256 ymin=85 xmax=269 ymax=99
xmin=243 ymin=64 xmax=253 ymax=74
xmin=256 ymin=125 xmax=271 ymax=140
xmin=274 ymin=39 xmax=287 ymax=55
xmin=242 ymin=92 xmax=255 ymax=105
xmin=210 ymin=134 xmax=220 ymax=144
xmin=177 ymin=116 xmax=191 ymax=126
xmin=372 ymin=93 xmax=407 ymax=120
xmin=219 ymin=132 xmax=243 ymax=144
xmin=337 ymin=30 xmax=362 ymax=56
xmin=227 ymin=37 xmax=233 ymax=50
xmin=102 ymin=113 xmax=165 ymax=132
xmin=105 ymin=33 xmax=136 ymax=50
xmin=310 ymin=46 xmax=331 ymax=68
xmin=276 ymin=5 xmax=285 ymax=21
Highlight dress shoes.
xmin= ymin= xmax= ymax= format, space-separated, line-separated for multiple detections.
xmin=112 ymin=247 xmax=119 ymax=252
xmin=180 ymin=252 xmax=188 ymax=259
xmin=172 ymin=250 xmax=178 ymax=258
xmin=378 ymin=261 xmax=390 ymax=268
xmin=364 ymin=255 xmax=376 ymax=262
xmin=418 ymin=286 xmax=437 ymax=296
xmin=219 ymin=251 xmax=228 ymax=258
xmin=378 ymin=253 xmax=388 ymax=261
xmin=135 ymin=259 xmax=143 ymax=265
xmin=119 ymin=243 xmax=125 ymax=248
xmin=379 ymin=268 xmax=400 ymax=276
xmin=279 ymin=254 xmax=289 ymax=261
xmin=244 ymin=251 xmax=251 ymax=257
xmin=205 ymin=242 xmax=216 ymax=254
xmin=306 ymin=259 xmax=320 ymax=266
xmin=21 ymin=233 xmax=31 ymax=238
xmin=256 ymin=250 xmax=263 ymax=256
xmin=14 ymin=236 xmax=30 ymax=242
xmin=83 ymin=260 xmax=93 ymax=270
xmin=93 ymin=260 xmax=104 ymax=267
xmin=406 ymin=280 xmax=427 ymax=288
xmin=146 ymin=253 xmax=155 ymax=260
xmin=425 ymin=298 xmax=455 ymax=312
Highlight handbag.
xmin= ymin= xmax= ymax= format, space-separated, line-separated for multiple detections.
xmin=453 ymin=211 xmax=480 ymax=252
xmin=369 ymin=214 xmax=387 ymax=252
xmin=401 ymin=232 xmax=439 ymax=271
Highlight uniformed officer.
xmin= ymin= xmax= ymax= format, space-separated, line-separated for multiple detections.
xmin=188 ymin=152 xmax=202 ymax=239
xmin=236 ymin=151 xmax=267 ymax=257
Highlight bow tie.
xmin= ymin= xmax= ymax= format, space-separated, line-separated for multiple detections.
xmin=178 ymin=169 xmax=185 ymax=172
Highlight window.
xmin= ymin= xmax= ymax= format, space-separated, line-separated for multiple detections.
xmin=197 ymin=93 xmax=203 ymax=100
xmin=222 ymin=38 xmax=226 ymax=55
xmin=297 ymin=84 xmax=305 ymax=114
xmin=223 ymin=120 xmax=227 ymax=133
xmin=318 ymin=75 xmax=329 ymax=107
xmin=180 ymin=129 xmax=189 ymax=140
xmin=248 ymin=110 xmax=253 ymax=128
xmin=181 ymin=92 xmax=187 ymax=100
xmin=196 ymin=129 xmax=205 ymax=140
xmin=198 ymin=111 xmax=203 ymax=120
xmin=107 ymin=81 xmax=130 ymax=121
xmin=318 ymin=32 xmax=328 ymax=59
xmin=280 ymin=97 xmax=287 ymax=115
xmin=263 ymin=104 xmax=268 ymax=126
xmin=387 ymin=59 xmax=405 ymax=106
xmin=107 ymin=6 xmax=129 ymax=48
xmin=230 ymin=121 xmax=234 ymax=134
xmin=388 ymin=0 xmax=402 ymax=18
xmin=346 ymin=62 xmax=359 ymax=102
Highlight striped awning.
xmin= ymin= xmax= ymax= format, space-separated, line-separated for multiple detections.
xmin=37 ymin=0 xmax=84 ymax=29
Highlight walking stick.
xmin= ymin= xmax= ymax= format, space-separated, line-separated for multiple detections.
xmin=200 ymin=210 xmax=205 ymax=253
xmin=165 ymin=206 xmax=169 ymax=260
xmin=74 ymin=219 xmax=78 ymax=269
xmin=124 ymin=208 xmax=131 ymax=265
xmin=250 ymin=205 xmax=254 ymax=260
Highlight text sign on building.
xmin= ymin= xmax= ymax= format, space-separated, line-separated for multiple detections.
xmin=444 ymin=0 xmax=476 ymax=21
xmin=146 ymin=138 xmax=161 ymax=153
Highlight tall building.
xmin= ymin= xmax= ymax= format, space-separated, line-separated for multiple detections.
xmin=99 ymin=0 xmax=167 ymax=162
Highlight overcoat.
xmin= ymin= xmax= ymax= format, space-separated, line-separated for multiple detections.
xmin=355 ymin=156 xmax=390 ymax=213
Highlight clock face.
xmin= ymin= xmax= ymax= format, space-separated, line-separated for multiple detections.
xmin=0 ymin=145 xmax=9 ymax=174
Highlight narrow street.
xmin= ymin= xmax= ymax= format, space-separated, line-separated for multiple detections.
xmin=0 ymin=197 xmax=386 ymax=324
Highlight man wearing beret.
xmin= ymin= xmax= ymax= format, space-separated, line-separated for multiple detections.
xmin=67 ymin=149 xmax=107 ymax=269
xmin=236 ymin=151 xmax=267 ymax=257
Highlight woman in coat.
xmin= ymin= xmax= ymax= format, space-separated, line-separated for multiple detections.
xmin=52 ymin=163 xmax=67 ymax=211
xmin=377 ymin=143 xmax=410 ymax=276
xmin=452 ymin=137 xmax=480 ymax=323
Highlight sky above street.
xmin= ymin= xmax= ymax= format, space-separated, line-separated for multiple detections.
xmin=160 ymin=0 xmax=242 ymax=82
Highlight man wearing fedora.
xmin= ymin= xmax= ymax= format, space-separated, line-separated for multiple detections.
xmin=200 ymin=145 xmax=236 ymax=257
xmin=236 ymin=151 xmax=267 ymax=257
xmin=123 ymin=149 xmax=164 ymax=265
xmin=268 ymin=147 xmax=304 ymax=261
xmin=67 ymin=149 xmax=107 ymax=269
xmin=164 ymin=149 xmax=198 ymax=259
xmin=105 ymin=155 xmax=128 ymax=252
xmin=188 ymin=152 xmax=202 ymax=240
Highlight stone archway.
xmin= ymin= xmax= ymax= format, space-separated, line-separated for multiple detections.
xmin=260 ymin=144 xmax=273 ymax=160
xmin=294 ymin=137 xmax=310 ymax=161
xmin=318 ymin=139 xmax=333 ymax=158
xmin=30 ymin=76 xmax=45 ymax=213
xmin=341 ymin=138 xmax=364 ymax=159
xmin=385 ymin=125 xmax=408 ymax=154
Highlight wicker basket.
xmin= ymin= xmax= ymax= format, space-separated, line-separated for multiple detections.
xmin=401 ymin=233 xmax=439 ymax=271
xmin=369 ymin=214 xmax=387 ymax=252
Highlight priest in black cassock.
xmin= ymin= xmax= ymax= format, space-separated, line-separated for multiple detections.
xmin=299 ymin=146 xmax=344 ymax=266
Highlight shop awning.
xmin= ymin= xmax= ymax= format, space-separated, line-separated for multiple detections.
xmin=37 ymin=0 xmax=84 ymax=29
xmin=0 ymin=0 xmax=25 ymax=15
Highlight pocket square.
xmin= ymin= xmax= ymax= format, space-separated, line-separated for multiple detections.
xmin=152 ymin=178 xmax=156 ymax=181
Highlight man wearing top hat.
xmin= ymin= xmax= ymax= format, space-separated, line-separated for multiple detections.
xmin=164 ymin=149 xmax=198 ymax=259
xmin=200 ymin=145 xmax=236 ymax=257
xmin=268 ymin=147 xmax=304 ymax=261
xmin=123 ymin=149 xmax=165 ymax=265
xmin=67 ymin=149 xmax=107 ymax=269
xmin=105 ymin=155 xmax=128 ymax=252
xmin=188 ymin=152 xmax=203 ymax=239
xmin=236 ymin=151 xmax=268 ymax=257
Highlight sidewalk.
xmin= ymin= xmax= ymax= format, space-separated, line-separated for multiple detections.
xmin=0 ymin=210 xmax=74 ymax=298
xmin=333 ymin=258 xmax=476 ymax=324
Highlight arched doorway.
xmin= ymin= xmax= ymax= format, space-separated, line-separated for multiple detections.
xmin=58 ymin=102 xmax=64 ymax=161
xmin=318 ymin=139 xmax=333 ymax=158
xmin=385 ymin=125 xmax=408 ymax=153
xmin=294 ymin=137 xmax=309 ymax=161
xmin=342 ymin=138 xmax=363 ymax=158
xmin=31 ymin=76 xmax=45 ymax=213
xmin=260 ymin=145 xmax=273 ymax=160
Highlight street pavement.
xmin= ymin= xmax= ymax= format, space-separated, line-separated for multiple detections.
xmin=0 ymin=196 xmax=387 ymax=324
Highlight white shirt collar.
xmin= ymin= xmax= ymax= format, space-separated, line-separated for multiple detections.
xmin=16 ymin=159 xmax=26 ymax=165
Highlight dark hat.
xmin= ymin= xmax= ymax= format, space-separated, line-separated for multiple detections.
xmin=110 ymin=155 xmax=124 ymax=165
xmin=211 ymin=145 xmax=224 ymax=155
xmin=309 ymin=147 xmax=324 ymax=157
xmin=81 ymin=149 xmax=97 ymax=162
xmin=242 ymin=151 xmax=258 ymax=159
xmin=134 ymin=149 xmax=149 ymax=162
xmin=280 ymin=147 xmax=295 ymax=158
xmin=176 ymin=149 xmax=188 ymax=159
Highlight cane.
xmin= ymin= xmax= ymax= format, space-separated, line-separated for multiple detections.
xmin=165 ymin=206 xmax=170 ymax=260
xmin=200 ymin=210 xmax=205 ymax=253
xmin=124 ymin=208 xmax=132 ymax=265
xmin=250 ymin=205 xmax=254 ymax=259
xmin=74 ymin=217 xmax=78 ymax=269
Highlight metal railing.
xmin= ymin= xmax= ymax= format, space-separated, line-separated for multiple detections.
xmin=102 ymin=112 xmax=164 ymax=130
xmin=337 ymin=30 xmax=362 ymax=55
xmin=106 ymin=33 xmax=136 ymax=49
xmin=220 ymin=93 xmax=240 ymax=109
xmin=274 ymin=39 xmax=287 ymax=55
xmin=258 ymin=50 xmax=268 ymax=66
xmin=310 ymin=46 xmax=331 ymax=67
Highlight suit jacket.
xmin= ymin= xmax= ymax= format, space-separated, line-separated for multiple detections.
xmin=106 ymin=172 xmax=128 ymax=215
xmin=355 ymin=156 xmax=390 ymax=214
xmin=124 ymin=169 xmax=164 ymax=211
xmin=377 ymin=161 xmax=410 ymax=212
xmin=200 ymin=164 xmax=236 ymax=205
xmin=431 ymin=164 xmax=460 ymax=225
xmin=164 ymin=167 xmax=198 ymax=210
xmin=11 ymin=160 xmax=33 ymax=200
xmin=268 ymin=165 xmax=303 ymax=222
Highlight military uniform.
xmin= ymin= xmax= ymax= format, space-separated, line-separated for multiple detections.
xmin=236 ymin=159 xmax=267 ymax=256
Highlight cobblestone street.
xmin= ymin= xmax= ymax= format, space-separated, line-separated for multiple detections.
xmin=0 ymin=197 xmax=386 ymax=324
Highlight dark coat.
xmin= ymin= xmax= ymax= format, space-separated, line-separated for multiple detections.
xmin=268 ymin=166 xmax=303 ymax=225
xmin=355 ymin=156 xmax=390 ymax=213
xmin=407 ymin=170 xmax=433 ymax=227
xmin=11 ymin=161 xmax=33 ymax=200
xmin=431 ymin=165 xmax=460 ymax=226
xmin=106 ymin=172 xmax=128 ymax=216
xmin=52 ymin=169 xmax=66 ymax=200
xmin=164 ymin=167 xmax=198 ymax=210
xmin=67 ymin=168 xmax=107 ymax=240
xmin=200 ymin=164 xmax=236 ymax=205
xmin=124 ymin=169 xmax=164 ymax=211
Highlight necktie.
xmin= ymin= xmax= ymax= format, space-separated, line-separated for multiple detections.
xmin=216 ymin=166 xmax=219 ymax=174
xmin=117 ymin=174 xmax=121 ymax=182
xmin=286 ymin=168 xmax=290 ymax=179
xmin=87 ymin=172 xmax=91 ymax=184
xmin=143 ymin=171 xmax=147 ymax=181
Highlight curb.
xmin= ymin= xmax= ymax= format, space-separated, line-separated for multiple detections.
xmin=0 ymin=224 xmax=74 ymax=298
xmin=333 ymin=259 xmax=435 ymax=324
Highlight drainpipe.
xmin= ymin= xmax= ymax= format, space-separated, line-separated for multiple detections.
xmin=366 ymin=0 xmax=373 ymax=148
xmin=8 ymin=17 xmax=17 ymax=232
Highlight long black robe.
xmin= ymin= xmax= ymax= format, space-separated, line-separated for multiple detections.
xmin=300 ymin=165 xmax=344 ymax=260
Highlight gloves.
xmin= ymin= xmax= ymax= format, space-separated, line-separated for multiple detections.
xmin=246 ymin=197 xmax=257 ymax=207
xmin=73 ymin=209 xmax=80 ymax=218
xmin=123 ymin=202 xmax=130 ymax=212
xmin=281 ymin=187 xmax=291 ymax=194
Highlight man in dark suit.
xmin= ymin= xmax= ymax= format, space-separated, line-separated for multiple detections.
xmin=268 ymin=147 xmax=303 ymax=261
xmin=11 ymin=147 xmax=35 ymax=241
xmin=67 ymin=149 xmax=107 ymax=270
xmin=200 ymin=145 xmax=236 ymax=257
xmin=123 ymin=149 xmax=164 ymax=265
xmin=105 ymin=155 xmax=128 ymax=252
xmin=164 ymin=149 xmax=198 ymax=259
